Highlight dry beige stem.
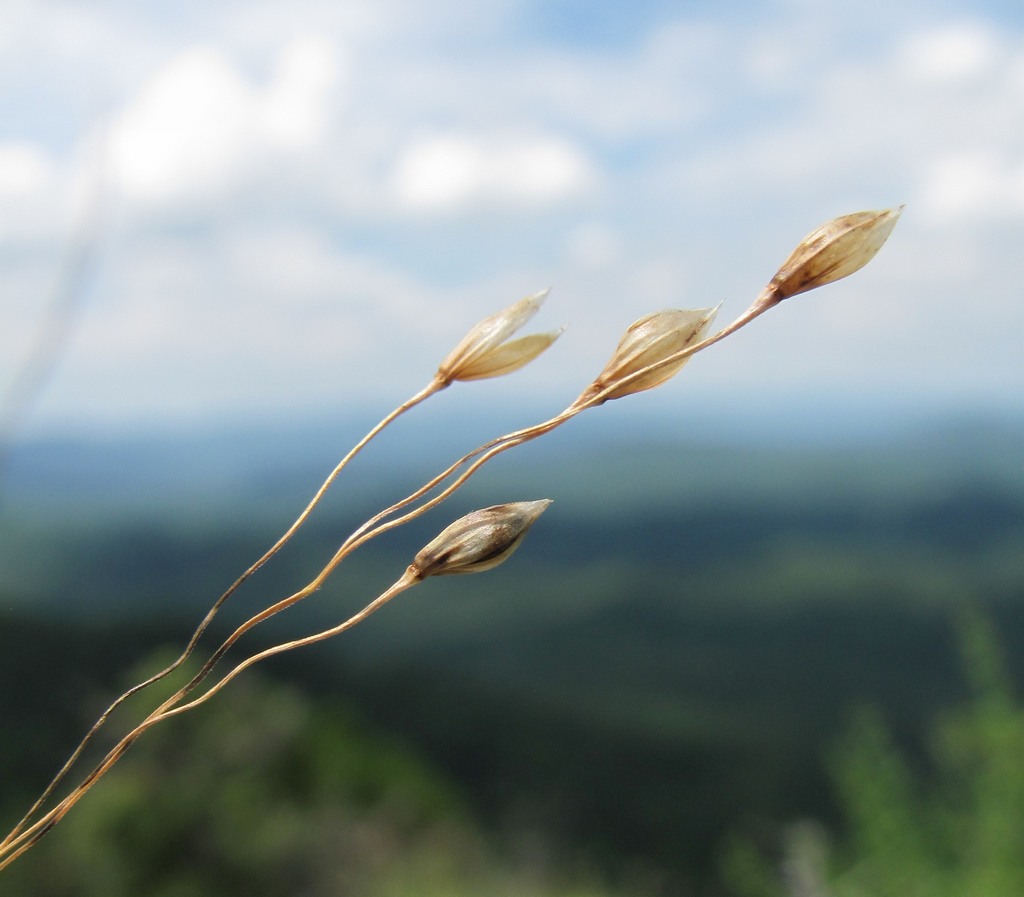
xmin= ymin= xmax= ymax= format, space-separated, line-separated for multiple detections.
xmin=436 ymin=289 xmax=561 ymax=383
xmin=0 ymin=498 xmax=554 ymax=869
xmin=0 ymin=205 xmax=904 ymax=872
xmin=761 ymin=207 xmax=903 ymax=304
xmin=410 ymin=499 xmax=552 ymax=578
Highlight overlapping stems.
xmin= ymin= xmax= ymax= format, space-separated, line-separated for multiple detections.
xmin=0 ymin=297 xmax=761 ymax=868
xmin=0 ymin=380 xmax=445 ymax=853
xmin=0 ymin=207 xmax=902 ymax=869
xmin=1 ymin=288 xmax=568 ymax=860
xmin=4 ymin=288 xmax=568 ymax=852
xmin=0 ymin=386 xmax=450 ymax=853
xmin=0 ymin=289 xmax=560 ymax=865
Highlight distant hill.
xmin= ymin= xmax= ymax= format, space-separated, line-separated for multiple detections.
xmin=2 ymin=409 xmax=1023 ymax=888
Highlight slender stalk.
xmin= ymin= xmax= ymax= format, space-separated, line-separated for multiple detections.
xmin=154 ymin=569 xmax=421 ymax=722
xmin=124 ymin=296 xmax=771 ymax=716
xmin=0 ymin=293 xmax=770 ymax=866
xmin=195 ymin=296 xmax=772 ymax=652
xmin=0 ymin=571 xmax=421 ymax=870
xmin=0 ymin=377 xmax=444 ymax=853
xmin=335 ymin=297 xmax=772 ymax=552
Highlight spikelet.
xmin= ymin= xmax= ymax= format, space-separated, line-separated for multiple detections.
xmin=578 ymin=306 xmax=718 ymax=404
xmin=761 ymin=207 xmax=903 ymax=304
xmin=437 ymin=290 xmax=562 ymax=384
xmin=410 ymin=500 xmax=552 ymax=578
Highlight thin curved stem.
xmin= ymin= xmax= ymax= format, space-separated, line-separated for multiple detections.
xmin=336 ymin=298 xmax=773 ymax=554
xmin=0 ymin=409 xmax=575 ymax=865
xmin=0 ymin=571 xmax=420 ymax=870
xmin=1 ymin=292 xmax=776 ymax=868
xmin=188 ymin=297 xmax=773 ymax=672
xmin=0 ymin=377 xmax=444 ymax=853
xmin=153 ymin=569 xmax=420 ymax=723
xmin=134 ymin=296 xmax=772 ymax=713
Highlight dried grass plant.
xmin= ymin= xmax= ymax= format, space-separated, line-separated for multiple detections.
xmin=0 ymin=206 xmax=902 ymax=870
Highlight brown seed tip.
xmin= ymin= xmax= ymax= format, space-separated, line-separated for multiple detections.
xmin=762 ymin=206 xmax=903 ymax=304
xmin=410 ymin=499 xmax=552 ymax=579
xmin=437 ymin=290 xmax=561 ymax=384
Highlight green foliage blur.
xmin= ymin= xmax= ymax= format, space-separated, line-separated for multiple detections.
xmin=1 ymin=652 xmax=628 ymax=897
xmin=2 ymin=424 xmax=1023 ymax=894
xmin=724 ymin=613 xmax=1024 ymax=897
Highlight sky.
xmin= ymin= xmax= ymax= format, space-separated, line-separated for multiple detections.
xmin=1 ymin=0 xmax=1023 ymax=439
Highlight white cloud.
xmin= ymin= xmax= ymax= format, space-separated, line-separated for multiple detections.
xmin=646 ymin=14 xmax=1024 ymax=239
xmin=390 ymin=132 xmax=595 ymax=213
xmin=4 ymin=0 xmax=1024 ymax=431
xmin=262 ymin=36 xmax=340 ymax=150
xmin=0 ymin=141 xmax=75 ymax=244
xmin=110 ymin=37 xmax=341 ymax=206
xmin=111 ymin=47 xmax=261 ymax=204
xmin=920 ymin=151 xmax=1024 ymax=222
xmin=0 ymin=143 xmax=53 ymax=197
xmin=900 ymin=22 xmax=1000 ymax=83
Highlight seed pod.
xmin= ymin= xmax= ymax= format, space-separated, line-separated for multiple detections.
xmin=410 ymin=500 xmax=552 ymax=578
xmin=581 ymin=306 xmax=718 ymax=404
xmin=763 ymin=207 xmax=903 ymax=303
xmin=437 ymin=290 xmax=561 ymax=384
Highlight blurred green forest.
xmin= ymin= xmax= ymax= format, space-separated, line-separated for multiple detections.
xmin=1 ymin=417 xmax=1023 ymax=895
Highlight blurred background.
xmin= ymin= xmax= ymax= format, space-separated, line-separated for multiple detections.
xmin=2 ymin=0 xmax=1023 ymax=895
